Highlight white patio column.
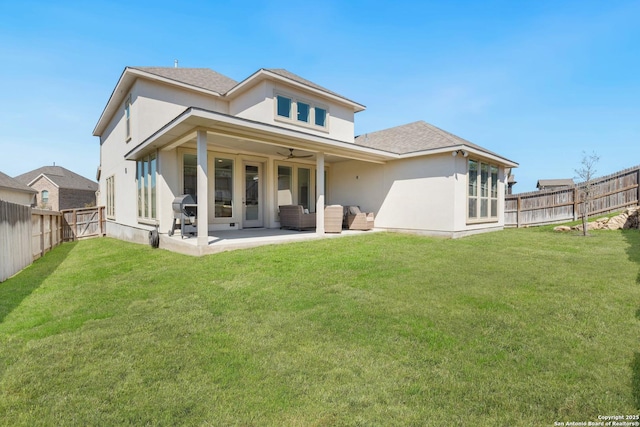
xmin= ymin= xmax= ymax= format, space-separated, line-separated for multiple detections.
xmin=196 ymin=130 xmax=209 ymax=246
xmin=316 ymin=152 xmax=325 ymax=235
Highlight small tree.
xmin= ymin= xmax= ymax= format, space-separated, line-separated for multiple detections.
xmin=574 ymin=151 xmax=600 ymax=236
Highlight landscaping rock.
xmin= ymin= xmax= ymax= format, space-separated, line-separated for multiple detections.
xmin=553 ymin=208 xmax=640 ymax=232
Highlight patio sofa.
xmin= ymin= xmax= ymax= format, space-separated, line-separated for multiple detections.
xmin=279 ymin=205 xmax=316 ymax=230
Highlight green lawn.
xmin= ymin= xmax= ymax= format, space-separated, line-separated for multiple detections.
xmin=1 ymin=229 xmax=639 ymax=426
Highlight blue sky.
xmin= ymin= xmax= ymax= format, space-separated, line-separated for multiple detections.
xmin=0 ymin=0 xmax=638 ymax=192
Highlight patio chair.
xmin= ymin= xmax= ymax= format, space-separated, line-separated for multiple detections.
xmin=344 ymin=205 xmax=375 ymax=230
xmin=324 ymin=205 xmax=343 ymax=233
xmin=278 ymin=205 xmax=316 ymax=231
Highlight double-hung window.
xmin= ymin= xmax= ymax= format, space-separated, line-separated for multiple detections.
xmin=125 ymin=95 xmax=132 ymax=141
xmin=137 ymin=153 xmax=157 ymax=221
xmin=468 ymin=159 xmax=499 ymax=221
xmin=106 ymin=175 xmax=115 ymax=218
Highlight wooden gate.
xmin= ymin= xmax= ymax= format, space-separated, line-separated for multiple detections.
xmin=62 ymin=206 xmax=106 ymax=241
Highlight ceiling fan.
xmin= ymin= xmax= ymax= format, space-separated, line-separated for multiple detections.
xmin=277 ymin=148 xmax=313 ymax=159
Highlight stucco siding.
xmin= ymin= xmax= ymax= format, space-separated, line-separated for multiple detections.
xmin=332 ymin=155 xmax=471 ymax=234
xmin=378 ymin=156 xmax=457 ymax=232
xmin=232 ymin=80 xmax=356 ymax=142
xmin=0 ymin=189 xmax=35 ymax=206
xmin=135 ymin=79 xmax=228 ymax=143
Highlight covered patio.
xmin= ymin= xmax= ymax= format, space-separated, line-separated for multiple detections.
xmin=125 ymin=107 xmax=391 ymax=249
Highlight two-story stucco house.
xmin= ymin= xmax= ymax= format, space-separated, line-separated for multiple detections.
xmin=93 ymin=66 xmax=517 ymax=249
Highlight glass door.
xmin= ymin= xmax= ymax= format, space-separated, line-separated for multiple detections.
xmin=244 ymin=162 xmax=263 ymax=227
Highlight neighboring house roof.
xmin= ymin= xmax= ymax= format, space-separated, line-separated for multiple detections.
xmin=536 ymin=179 xmax=574 ymax=189
xmin=129 ymin=66 xmax=239 ymax=95
xmin=15 ymin=166 xmax=98 ymax=191
xmin=354 ymin=120 xmax=513 ymax=163
xmin=0 ymin=170 xmax=37 ymax=194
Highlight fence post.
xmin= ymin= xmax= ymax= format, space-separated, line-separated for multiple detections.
xmin=516 ymin=197 xmax=521 ymax=228
xmin=637 ymin=169 xmax=640 ymax=207
xmin=573 ymin=187 xmax=579 ymax=221
xmin=39 ymin=213 xmax=45 ymax=258
xmin=99 ymin=206 xmax=105 ymax=236
xmin=73 ymin=209 xmax=78 ymax=241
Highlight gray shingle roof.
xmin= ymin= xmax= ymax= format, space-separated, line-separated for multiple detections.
xmin=264 ymin=68 xmax=358 ymax=104
xmin=133 ymin=67 xmax=358 ymax=106
xmin=131 ymin=67 xmax=238 ymax=95
xmin=537 ymin=179 xmax=574 ymax=188
xmin=15 ymin=166 xmax=98 ymax=191
xmin=354 ymin=121 xmax=492 ymax=155
xmin=0 ymin=171 xmax=36 ymax=193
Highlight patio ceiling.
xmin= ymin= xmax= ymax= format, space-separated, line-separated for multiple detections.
xmin=125 ymin=107 xmax=394 ymax=164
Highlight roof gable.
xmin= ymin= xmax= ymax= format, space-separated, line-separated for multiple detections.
xmin=15 ymin=166 xmax=98 ymax=191
xmin=225 ymin=68 xmax=366 ymax=112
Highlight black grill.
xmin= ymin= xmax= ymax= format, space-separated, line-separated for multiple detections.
xmin=169 ymin=194 xmax=197 ymax=238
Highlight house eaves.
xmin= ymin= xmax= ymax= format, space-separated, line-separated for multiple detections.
xmin=354 ymin=121 xmax=518 ymax=168
xmin=224 ymin=68 xmax=366 ymax=113
xmin=125 ymin=107 xmax=392 ymax=164
xmin=93 ymin=67 xmax=235 ymax=137
xmin=397 ymin=146 xmax=519 ymax=168
xmin=0 ymin=171 xmax=37 ymax=194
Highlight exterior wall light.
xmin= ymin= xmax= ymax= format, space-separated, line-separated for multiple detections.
xmin=452 ymin=150 xmax=469 ymax=157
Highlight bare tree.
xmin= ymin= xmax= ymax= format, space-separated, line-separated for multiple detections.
xmin=574 ymin=151 xmax=600 ymax=236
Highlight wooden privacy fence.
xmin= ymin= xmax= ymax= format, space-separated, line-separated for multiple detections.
xmin=32 ymin=208 xmax=63 ymax=260
xmin=62 ymin=206 xmax=106 ymax=241
xmin=506 ymin=166 xmax=640 ymax=227
xmin=0 ymin=201 xmax=63 ymax=282
xmin=1 ymin=203 xmax=105 ymax=282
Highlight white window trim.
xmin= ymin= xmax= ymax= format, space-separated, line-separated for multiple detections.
xmin=106 ymin=175 xmax=115 ymax=219
xmin=125 ymin=94 xmax=132 ymax=142
xmin=467 ymin=159 xmax=499 ymax=224
xmin=274 ymin=91 xmax=330 ymax=132
xmin=136 ymin=152 xmax=157 ymax=223
xmin=274 ymin=161 xmax=330 ymax=217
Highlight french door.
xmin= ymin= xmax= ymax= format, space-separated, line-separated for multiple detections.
xmin=243 ymin=162 xmax=263 ymax=227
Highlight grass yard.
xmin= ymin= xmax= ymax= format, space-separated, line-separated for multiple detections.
xmin=1 ymin=228 xmax=639 ymax=426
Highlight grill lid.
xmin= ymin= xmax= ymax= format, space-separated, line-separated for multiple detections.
xmin=172 ymin=194 xmax=195 ymax=212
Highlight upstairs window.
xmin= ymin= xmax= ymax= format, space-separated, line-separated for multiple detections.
xmin=315 ymin=107 xmax=326 ymax=127
xmin=41 ymin=190 xmax=49 ymax=204
xmin=125 ymin=94 xmax=132 ymax=141
xmin=275 ymin=92 xmax=328 ymax=130
xmin=277 ymin=96 xmax=292 ymax=118
xmin=297 ymin=102 xmax=310 ymax=123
